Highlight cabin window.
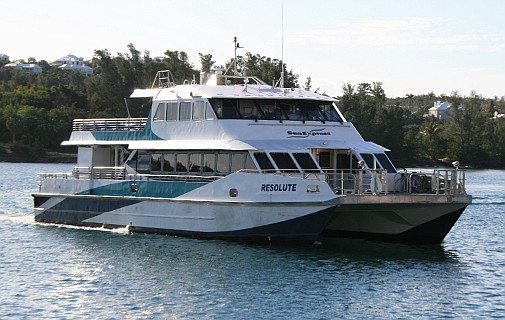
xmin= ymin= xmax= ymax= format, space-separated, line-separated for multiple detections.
xmin=203 ymin=153 xmax=216 ymax=173
xmin=137 ymin=153 xmax=151 ymax=174
xmin=151 ymin=153 xmax=162 ymax=171
xmin=205 ymin=103 xmax=215 ymax=120
xmin=179 ymin=101 xmax=191 ymax=121
xmin=230 ymin=152 xmax=254 ymax=173
xmin=304 ymin=103 xmax=326 ymax=122
xmin=244 ymin=153 xmax=255 ymax=170
xmin=237 ymin=100 xmax=264 ymax=119
xmin=163 ymin=152 xmax=175 ymax=172
xmin=270 ymin=152 xmax=298 ymax=171
xmin=253 ymin=152 xmax=275 ymax=171
xmin=320 ymin=103 xmax=343 ymax=122
xmin=154 ymin=103 xmax=166 ymax=121
xmin=360 ymin=153 xmax=376 ymax=169
xmin=216 ymin=152 xmax=231 ymax=174
xmin=209 ymin=99 xmax=241 ymax=119
xmin=189 ymin=153 xmax=202 ymax=172
xmin=258 ymin=102 xmax=285 ymax=120
xmin=192 ymin=101 xmax=205 ymax=121
xmin=318 ymin=152 xmax=331 ymax=169
xmin=166 ymin=102 xmax=178 ymax=121
xmin=176 ymin=153 xmax=189 ymax=172
xmin=374 ymin=153 xmax=396 ymax=173
xmin=293 ymin=153 xmax=319 ymax=172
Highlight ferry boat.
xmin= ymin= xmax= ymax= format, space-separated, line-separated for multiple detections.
xmin=33 ymin=66 xmax=471 ymax=244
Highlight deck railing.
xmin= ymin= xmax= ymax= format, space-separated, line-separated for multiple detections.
xmin=72 ymin=118 xmax=147 ymax=132
xmin=40 ymin=166 xmax=466 ymax=196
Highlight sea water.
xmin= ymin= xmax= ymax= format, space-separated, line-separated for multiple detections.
xmin=0 ymin=163 xmax=504 ymax=319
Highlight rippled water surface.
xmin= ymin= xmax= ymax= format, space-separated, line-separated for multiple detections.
xmin=1 ymin=163 xmax=504 ymax=319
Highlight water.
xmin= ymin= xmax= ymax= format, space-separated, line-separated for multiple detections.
xmin=0 ymin=163 xmax=504 ymax=319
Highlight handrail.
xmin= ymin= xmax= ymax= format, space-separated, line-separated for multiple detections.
xmin=72 ymin=118 xmax=147 ymax=132
xmin=40 ymin=166 xmax=467 ymax=196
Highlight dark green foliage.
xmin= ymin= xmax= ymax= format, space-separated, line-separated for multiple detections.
xmin=0 ymin=44 xmax=300 ymax=154
xmin=341 ymin=84 xmax=505 ymax=167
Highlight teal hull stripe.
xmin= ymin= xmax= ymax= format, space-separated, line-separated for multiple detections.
xmin=79 ymin=180 xmax=208 ymax=198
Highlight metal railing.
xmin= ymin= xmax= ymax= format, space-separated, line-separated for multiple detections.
xmin=39 ymin=166 xmax=467 ymax=196
xmin=72 ymin=118 xmax=147 ymax=132
xmin=68 ymin=167 xmax=223 ymax=183
xmin=393 ymin=169 xmax=466 ymax=195
xmin=322 ymin=169 xmax=388 ymax=195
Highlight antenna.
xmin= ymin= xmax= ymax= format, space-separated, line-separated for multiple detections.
xmin=280 ymin=0 xmax=285 ymax=88
xmin=234 ymin=37 xmax=244 ymax=75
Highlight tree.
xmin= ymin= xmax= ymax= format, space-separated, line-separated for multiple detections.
xmin=199 ymin=53 xmax=215 ymax=73
xmin=304 ymin=77 xmax=312 ymax=91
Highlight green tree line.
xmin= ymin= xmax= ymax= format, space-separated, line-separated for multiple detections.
xmin=0 ymin=44 xmax=504 ymax=167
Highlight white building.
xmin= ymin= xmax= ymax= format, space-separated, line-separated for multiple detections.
xmin=428 ymin=101 xmax=452 ymax=121
xmin=0 ymin=54 xmax=9 ymax=63
xmin=51 ymin=54 xmax=93 ymax=75
xmin=4 ymin=62 xmax=42 ymax=74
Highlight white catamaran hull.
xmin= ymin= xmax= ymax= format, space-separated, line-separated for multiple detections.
xmin=33 ymin=172 xmax=337 ymax=242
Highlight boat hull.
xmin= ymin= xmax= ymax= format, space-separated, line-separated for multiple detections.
xmin=322 ymin=194 xmax=471 ymax=244
xmin=33 ymin=193 xmax=335 ymax=243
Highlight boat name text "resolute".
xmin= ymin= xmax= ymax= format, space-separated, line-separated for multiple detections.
xmin=261 ymin=184 xmax=297 ymax=192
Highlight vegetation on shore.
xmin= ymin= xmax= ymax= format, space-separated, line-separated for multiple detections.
xmin=1 ymin=44 xmax=504 ymax=167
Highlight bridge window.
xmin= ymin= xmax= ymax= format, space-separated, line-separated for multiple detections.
xmin=293 ymin=153 xmax=319 ymax=172
xmin=360 ymin=153 xmax=376 ymax=169
xmin=270 ymin=152 xmax=298 ymax=170
xmin=374 ymin=153 xmax=397 ymax=173
xmin=253 ymin=152 xmax=275 ymax=171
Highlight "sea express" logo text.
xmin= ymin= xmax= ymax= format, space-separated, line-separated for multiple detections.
xmin=287 ymin=128 xmax=331 ymax=138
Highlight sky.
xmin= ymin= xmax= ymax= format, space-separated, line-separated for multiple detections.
xmin=1 ymin=0 xmax=504 ymax=98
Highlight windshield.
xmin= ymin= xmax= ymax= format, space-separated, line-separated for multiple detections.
xmin=209 ymin=98 xmax=343 ymax=122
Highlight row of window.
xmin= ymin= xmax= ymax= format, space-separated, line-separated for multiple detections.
xmin=210 ymin=99 xmax=343 ymax=122
xmin=154 ymin=101 xmax=215 ymax=122
xmin=152 ymin=98 xmax=344 ymax=122
xmin=129 ymin=151 xmax=255 ymax=175
xmin=253 ymin=152 xmax=320 ymax=173
xmin=127 ymin=150 xmax=395 ymax=175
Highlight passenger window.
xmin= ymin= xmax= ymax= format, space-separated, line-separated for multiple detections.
xmin=205 ymin=103 xmax=215 ymax=120
xmin=176 ymin=153 xmax=188 ymax=172
xmin=163 ymin=153 xmax=175 ymax=172
xmin=151 ymin=153 xmax=162 ymax=171
xmin=203 ymin=153 xmax=216 ymax=173
xmin=167 ymin=102 xmax=178 ymax=120
xmin=154 ymin=103 xmax=166 ymax=121
xmin=192 ymin=101 xmax=205 ymax=121
xmin=189 ymin=153 xmax=202 ymax=173
xmin=179 ymin=101 xmax=191 ymax=121
xmin=216 ymin=153 xmax=230 ymax=174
